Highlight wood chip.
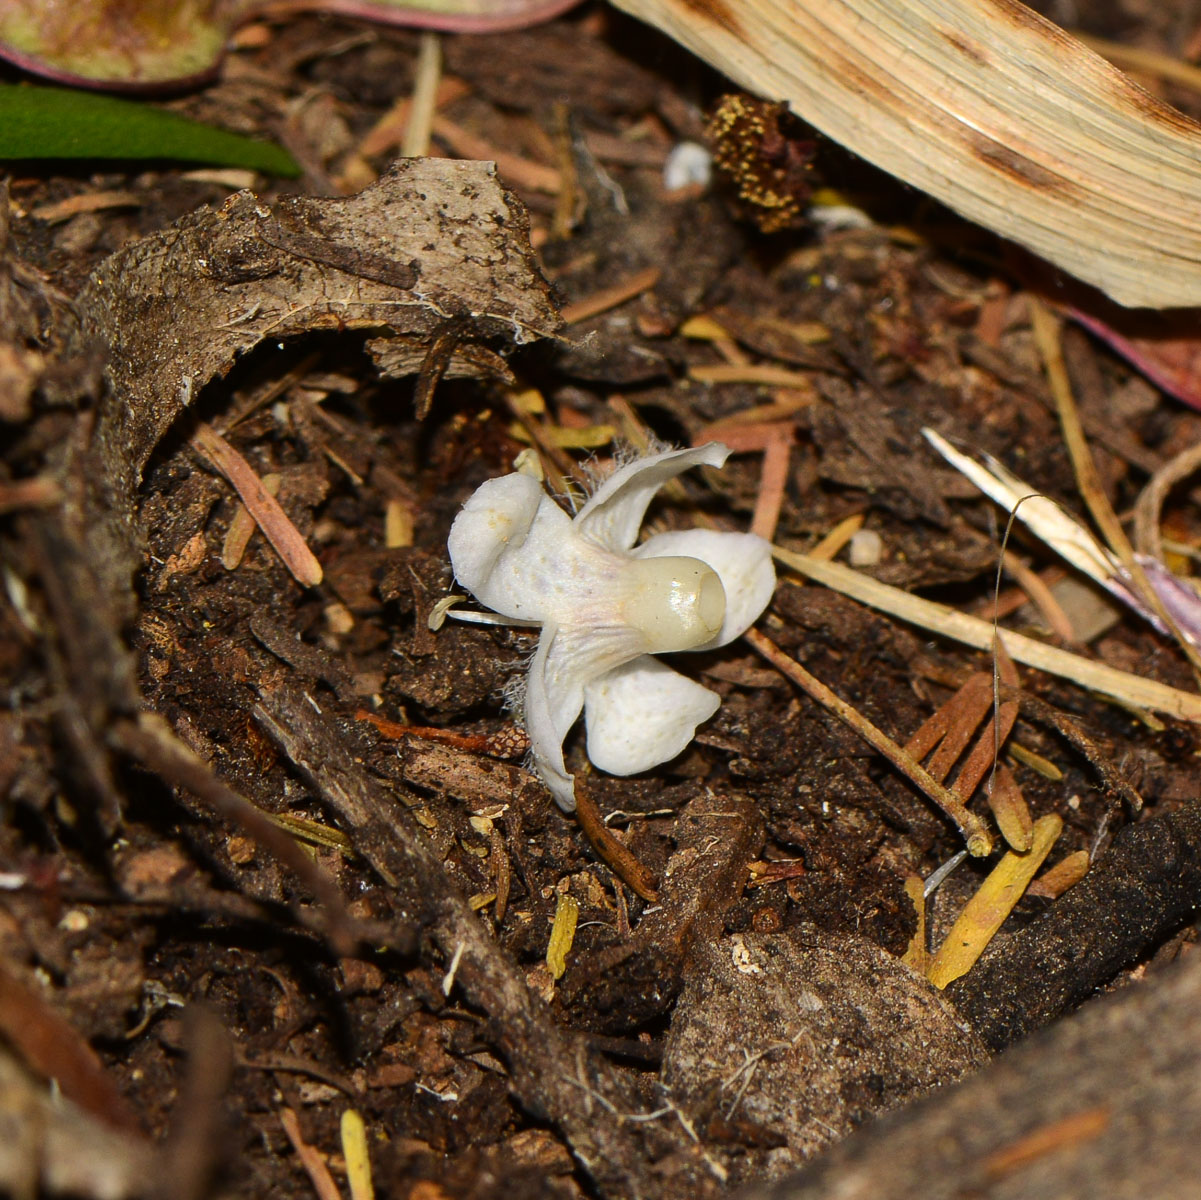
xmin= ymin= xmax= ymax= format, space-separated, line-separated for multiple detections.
xmin=193 ymin=425 xmax=323 ymax=588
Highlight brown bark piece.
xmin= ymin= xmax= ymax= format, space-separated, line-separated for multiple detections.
xmin=77 ymin=158 xmax=561 ymax=502
xmin=740 ymin=947 xmax=1201 ymax=1200
xmin=947 ymin=798 xmax=1201 ymax=1050
xmin=562 ymin=789 xmax=765 ymax=1030
xmin=664 ymin=927 xmax=986 ymax=1186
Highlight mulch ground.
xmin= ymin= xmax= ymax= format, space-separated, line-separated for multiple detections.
xmin=4 ymin=2 xmax=1201 ymax=1197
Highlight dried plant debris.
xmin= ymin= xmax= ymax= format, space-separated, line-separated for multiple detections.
xmin=0 ymin=1044 xmax=152 ymax=1199
xmin=11 ymin=10 xmax=1201 ymax=1200
xmin=78 ymin=157 xmax=561 ymax=502
xmin=947 ymin=796 xmax=1201 ymax=1051
xmin=615 ymin=0 xmax=1201 ymax=307
xmin=0 ymin=0 xmax=580 ymax=88
xmin=705 ymin=95 xmax=815 ymax=234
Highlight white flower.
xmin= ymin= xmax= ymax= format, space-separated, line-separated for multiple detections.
xmin=447 ymin=443 xmax=776 ymax=810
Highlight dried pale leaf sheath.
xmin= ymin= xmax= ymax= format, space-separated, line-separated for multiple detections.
xmin=613 ymin=0 xmax=1201 ymax=307
xmin=928 ymin=813 xmax=1062 ymax=989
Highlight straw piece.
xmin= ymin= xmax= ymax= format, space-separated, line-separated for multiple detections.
xmin=773 ymin=548 xmax=1201 ymax=724
xmin=928 ymin=813 xmax=1062 ymax=989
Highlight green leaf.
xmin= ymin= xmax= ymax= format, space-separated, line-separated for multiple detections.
xmin=0 ymin=85 xmax=299 ymax=176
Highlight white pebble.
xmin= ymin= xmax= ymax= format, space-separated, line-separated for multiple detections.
xmin=663 ymin=142 xmax=712 ymax=192
xmin=848 ymin=528 xmax=883 ymax=567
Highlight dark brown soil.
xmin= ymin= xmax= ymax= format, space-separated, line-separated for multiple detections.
xmin=4 ymin=3 xmax=1201 ymax=1198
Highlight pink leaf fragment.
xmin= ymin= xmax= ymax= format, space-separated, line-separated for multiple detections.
xmin=0 ymin=0 xmax=581 ymax=90
xmin=1071 ymin=307 xmax=1201 ymax=412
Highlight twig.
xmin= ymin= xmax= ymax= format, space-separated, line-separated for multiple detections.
xmin=162 ymin=1007 xmax=234 ymax=1200
xmin=192 ymin=423 xmax=322 ymax=588
xmin=745 ymin=628 xmax=993 ymax=856
xmin=574 ymin=779 xmax=660 ymax=901
xmin=112 ymin=713 xmax=362 ymax=957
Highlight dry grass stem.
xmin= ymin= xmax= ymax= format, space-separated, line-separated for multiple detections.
xmin=359 ymin=76 xmax=470 ymax=158
xmin=400 ymin=31 xmax=442 ymax=159
xmin=774 ymin=549 xmax=1201 ymax=724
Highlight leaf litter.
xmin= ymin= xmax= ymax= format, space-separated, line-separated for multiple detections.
xmin=4 ymin=7 xmax=1201 ymax=1200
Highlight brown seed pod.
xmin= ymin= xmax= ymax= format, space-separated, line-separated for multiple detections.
xmin=705 ymin=94 xmax=816 ymax=234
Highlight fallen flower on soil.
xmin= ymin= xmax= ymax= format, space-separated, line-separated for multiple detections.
xmin=446 ymin=443 xmax=775 ymax=810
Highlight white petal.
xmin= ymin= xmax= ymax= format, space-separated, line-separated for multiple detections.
xmin=525 ymin=622 xmax=649 ymax=810
xmin=635 ymin=528 xmax=775 ymax=648
xmin=573 ymin=443 xmax=730 ymax=551
xmin=448 ymin=472 xmax=572 ymax=621
xmin=524 ymin=624 xmax=583 ymax=810
xmin=584 ymin=657 xmax=720 ymax=775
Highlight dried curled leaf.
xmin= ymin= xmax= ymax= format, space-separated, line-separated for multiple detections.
xmin=77 ymin=157 xmax=561 ymax=500
xmin=614 ymin=0 xmax=1201 ymax=308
